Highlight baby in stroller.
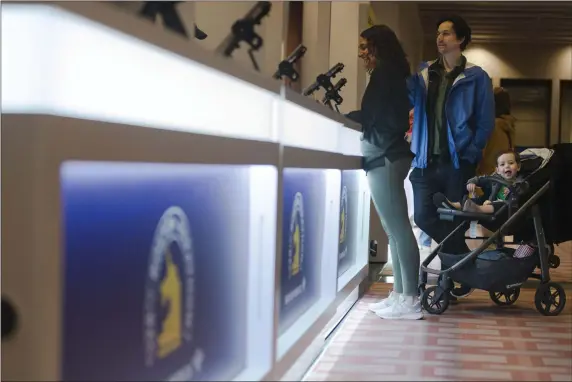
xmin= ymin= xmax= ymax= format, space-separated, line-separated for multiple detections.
xmin=433 ymin=149 xmax=523 ymax=215
xmin=434 ymin=149 xmax=535 ymax=258
xmin=417 ymin=146 xmax=569 ymax=317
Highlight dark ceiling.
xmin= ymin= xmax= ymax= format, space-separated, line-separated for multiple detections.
xmin=417 ymin=1 xmax=572 ymax=44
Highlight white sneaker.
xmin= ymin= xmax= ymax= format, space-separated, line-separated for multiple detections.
xmin=375 ymin=295 xmax=424 ymax=320
xmin=368 ymin=290 xmax=400 ymax=312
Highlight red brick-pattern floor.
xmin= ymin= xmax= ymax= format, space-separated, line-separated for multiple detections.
xmin=305 ymin=283 xmax=572 ymax=381
xmin=551 ymin=241 xmax=572 ymax=283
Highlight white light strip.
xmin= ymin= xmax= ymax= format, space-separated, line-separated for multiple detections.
xmin=243 ymin=165 xmax=277 ymax=381
xmin=279 ymin=101 xmax=341 ymax=153
xmin=337 ymin=126 xmax=363 ymax=156
xmin=1 ymin=4 xmax=277 ymax=141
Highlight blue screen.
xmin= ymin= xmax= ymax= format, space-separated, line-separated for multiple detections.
xmin=338 ymin=170 xmax=360 ymax=277
xmin=61 ymin=161 xmax=251 ymax=381
xmin=279 ymin=169 xmax=326 ymax=334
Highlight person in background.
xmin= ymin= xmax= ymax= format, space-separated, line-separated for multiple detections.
xmin=477 ymin=87 xmax=516 ymax=176
xmin=407 ymin=14 xmax=495 ymax=298
xmin=346 ymin=25 xmax=422 ymax=320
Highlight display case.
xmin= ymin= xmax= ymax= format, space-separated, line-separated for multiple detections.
xmin=337 ymin=169 xmax=371 ymax=291
xmin=2 ymin=4 xmax=280 ymax=381
xmin=1 ymin=2 xmax=370 ymax=382
xmin=277 ymin=168 xmax=340 ymax=360
xmin=270 ymin=90 xmax=367 ymax=379
xmin=1 ymin=115 xmax=281 ymax=382
xmin=59 ymin=161 xmax=277 ymax=382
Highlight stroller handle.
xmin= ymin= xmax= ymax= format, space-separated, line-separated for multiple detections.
xmin=475 ymin=176 xmax=530 ymax=194
xmin=436 ymin=200 xmax=509 ymax=224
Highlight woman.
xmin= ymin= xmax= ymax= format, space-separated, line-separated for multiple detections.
xmin=346 ymin=25 xmax=421 ymax=320
xmin=477 ymin=87 xmax=516 ymax=176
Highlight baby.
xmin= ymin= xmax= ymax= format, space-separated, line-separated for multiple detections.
xmin=434 ymin=150 xmax=523 ymax=214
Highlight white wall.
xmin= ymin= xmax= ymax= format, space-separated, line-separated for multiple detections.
xmin=329 ymin=2 xmax=370 ymax=113
xmin=300 ymin=2 xmax=332 ymax=99
xmin=194 ymin=1 xmax=287 ymax=77
xmin=322 ymin=2 xmax=425 ymax=113
xmin=463 ymin=44 xmax=572 ymax=145
xmin=110 ymin=1 xmax=287 ymax=77
xmin=370 ymin=2 xmax=424 ymax=72
xmin=464 ymin=44 xmax=572 ymax=82
xmin=397 ymin=3 xmax=424 ymax=72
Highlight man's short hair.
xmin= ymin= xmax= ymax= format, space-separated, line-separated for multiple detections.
xmin=436 ymin=14 xmax=472 ymax=51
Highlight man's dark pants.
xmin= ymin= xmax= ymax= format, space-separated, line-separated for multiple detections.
xmin=409 ymin=160 xmax=477 ymax=255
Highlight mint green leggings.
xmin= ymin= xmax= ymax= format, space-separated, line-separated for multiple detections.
xmin=362 ymin=141 xmax=420 ymax=296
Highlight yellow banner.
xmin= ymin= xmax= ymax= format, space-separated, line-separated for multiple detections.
xmin=367 ymin=5 xmax=376 ymax=27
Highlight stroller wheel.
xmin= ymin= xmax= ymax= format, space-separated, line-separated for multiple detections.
xmin=535 ymin=282 xmax=566 ymax=316
xmin=489 ymin=288 xmax=520 ymax=306
xmin=548 ymin=255 xmax=560 ymax=269
xmin=421 ymin=286 xmax=450 ymax=315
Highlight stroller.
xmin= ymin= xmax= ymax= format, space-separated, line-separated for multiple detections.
xmin=419 ymin=144 xmax=572 ymax=316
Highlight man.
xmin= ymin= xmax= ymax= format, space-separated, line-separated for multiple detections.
xmin=407 ymin=15 xmax=494 ymax=293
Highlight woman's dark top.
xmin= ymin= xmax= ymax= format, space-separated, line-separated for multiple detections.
xmin=346 ymin=61 xmax=413 ymax=171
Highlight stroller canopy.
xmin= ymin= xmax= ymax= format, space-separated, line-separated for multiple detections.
xmin=519 ymin=148 xmax=554 ymax=172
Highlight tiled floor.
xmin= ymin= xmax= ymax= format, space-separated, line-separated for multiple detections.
xmin=305 ymin=242 xmax=572 ymax=381
xmin=305 ymin=285 xmax=572 ymax=381
xmin=551 ymin=241 xmax=572 ymax=283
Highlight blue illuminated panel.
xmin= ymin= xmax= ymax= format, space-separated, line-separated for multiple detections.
xmin=338 ymin=170 xmax=360 ymax=277
xmin=60 ymin=162 xmax=253 ymax=381
xmin=278 ymin=169 xmax=326 ymax=334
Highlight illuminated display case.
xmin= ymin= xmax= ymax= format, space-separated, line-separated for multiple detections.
xmin=1 ymin=115 xmax=280 ymax=382
xmin=1 ymin=3 xmax=278 ymax=143
xmin=60 ymin=162 xmax=277 ymax=381
xmin=1 ymin=3 xmax=370 ymax=382
xmin=273 ymin=91 xmax=368 ymax=371
xmin=277 ymin=168 xmax=340 ymax=360
xmin=337 ymin=169 xmax=371 ymax=291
